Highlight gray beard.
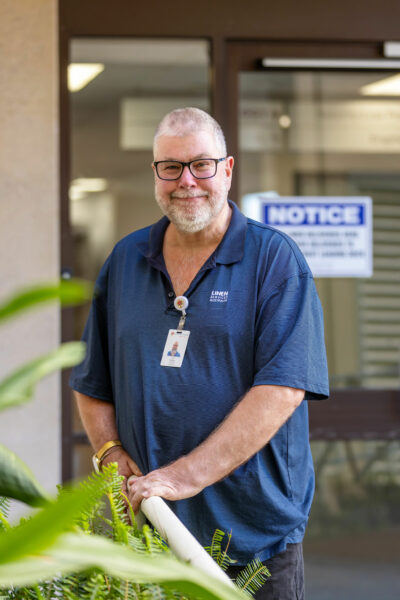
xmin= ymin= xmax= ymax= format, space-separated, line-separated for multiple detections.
xmin=155 ymin=186 xmax=228 ymax=233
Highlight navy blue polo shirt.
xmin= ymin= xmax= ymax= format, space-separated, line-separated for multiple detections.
xmin=70 ymin=201 xmax=329 ymax=563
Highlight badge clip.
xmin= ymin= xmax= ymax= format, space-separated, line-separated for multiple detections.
xmin=174 ymin=295 xmax=189 ymax=330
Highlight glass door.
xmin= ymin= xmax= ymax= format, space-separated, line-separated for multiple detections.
xmin=229 ymin=43 xmax=400 ymax=600
xmin=67 ymin=37 xmax=211 ymax=479
xmin=239 ymin=69 xmax=400 ymax=391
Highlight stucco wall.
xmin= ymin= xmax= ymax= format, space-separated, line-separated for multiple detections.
xmin=0 ymin=0 xmax=60 ymax=519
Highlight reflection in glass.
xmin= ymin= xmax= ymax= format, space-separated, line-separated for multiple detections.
xmin=305 ymin=440 xmax=400 ymax=599
xmin=239 ymin=71 xmax=400 ymax=390
xmin=69 ymin=38 xmax=210 ymax=473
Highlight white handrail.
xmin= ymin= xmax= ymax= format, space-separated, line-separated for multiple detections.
xmin=128 ymin=477 xmax=234 ymax=587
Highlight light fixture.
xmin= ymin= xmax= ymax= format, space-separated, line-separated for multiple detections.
xmin=261 ymin=58 xmax=400 ymax=69
xmin=69 ymin=188 xmax=85 ymax=202
xmin=71 ymin=178 xmax=108 ymax=192
xmin=383 ymin=41 xmax=400 ymax=58
xmin=69 ymin=178 xmax=108 ymax=201
xmin=360 ymin=73 xmax=400 ymax=96
xmin=278 ymin=115 xmax=291 ymax=129
xmin=68 ymin=63 xmax=105 ymax=92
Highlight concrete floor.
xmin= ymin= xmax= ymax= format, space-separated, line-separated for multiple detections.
xmin=305 ymin=557 xmax=400 ymax=600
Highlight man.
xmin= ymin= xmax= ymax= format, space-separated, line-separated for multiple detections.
xmin=167 ymin=341 xmax=180 ymax=357
xmin=70 ymin=107 xmax=329 ymax=599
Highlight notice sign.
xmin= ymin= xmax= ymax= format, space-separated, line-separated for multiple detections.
xmin=242 ymin=195 xmax=373 ymax=278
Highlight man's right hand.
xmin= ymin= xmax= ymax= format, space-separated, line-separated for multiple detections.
xmin=101 ymin=447 xmax=143 ymax=497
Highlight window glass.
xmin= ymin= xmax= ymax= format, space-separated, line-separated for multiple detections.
xmin=238 ymin=73 xmax=400 ymax=596
xmin=239 ymin=71 xmax=400 ymax=390
xmin=305 ymin=439 xmax=400 ymax=599
xmin=69 ymin=37 xmax=210 ymax=450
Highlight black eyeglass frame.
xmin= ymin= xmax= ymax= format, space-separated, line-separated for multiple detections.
xmin=153 ymin=157 xmax=227 ymax=180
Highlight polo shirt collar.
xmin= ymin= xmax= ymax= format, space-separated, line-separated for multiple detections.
xmin=137 ymin=200 xmax=247 ymax=265
xmin=136 ymin=217 xmax=169 ymax=259
xmin=215 ymin=200 xmax=247 ymax=264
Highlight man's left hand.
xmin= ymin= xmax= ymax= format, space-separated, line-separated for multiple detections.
xmin=127 ymin=462 xmax=202 ymax=513
xmin=128 ymin=385 xmax=305 ymax=513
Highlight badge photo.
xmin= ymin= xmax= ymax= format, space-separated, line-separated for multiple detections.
xmin=160 ymin=329 xmax=190 ymax=368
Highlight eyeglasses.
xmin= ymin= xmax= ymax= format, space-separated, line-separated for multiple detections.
xmin=153 ymin=157 xmax=227 ymax=181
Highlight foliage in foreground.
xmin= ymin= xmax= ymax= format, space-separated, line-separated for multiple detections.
xmin=206 ymin=529 xmax=270 ymax=597
xmin=0 ymin=281 xmax=269 ymax=599
xmin=0 ymin=280 xmax=91 ymax=506
xmin=0 ymin=282 xmax=246 ymax=599
xmin=0 ymin=465 xmax=268 ymax=599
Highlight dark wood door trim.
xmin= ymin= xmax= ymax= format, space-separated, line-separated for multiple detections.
xmin=309 ymin=390 xmax=400 ymax=440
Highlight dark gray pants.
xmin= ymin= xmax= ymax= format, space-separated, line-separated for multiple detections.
xmin=227 ymin=543 xmax=305 ymax=600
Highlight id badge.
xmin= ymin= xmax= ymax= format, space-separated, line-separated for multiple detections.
xmin=160 ymin=329 xmax=190 ymax=368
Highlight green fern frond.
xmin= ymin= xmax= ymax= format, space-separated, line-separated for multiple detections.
xmin=141 ymin=524 xmax=168 ymax=556
xmin=219 ymin=530 xmax=235 ymax=571
xmin=54 ymin=572 xmax=87 ymax=600
xmin=125 ymin=498 xmax=140 ymax=536
xmin=88 ymin=513 xmax=111 ymax=539
xmin=58 ymin=467 xmax=113 ymax=535
xmin=103 ymin=575 xmax=124 ymax=599
xmin=204 ymin=528 xmax=225 ymax=562
xmin=0 ymin=502 xmax=10 ymax=532
xmin=235 ymin=558 xmax=270 ymax=597
xmin=108 ymin=492 xmax=129 ymax=545
xmin=79 ymin=572 xmax=108 ymax=600
xmin=126 ymin=521 xmax=169 ymax=557
xmin=204 ymin=529 xmax=235 ymax=571
xmin=121 ymin=579 xmax=138 ymax=600
xmin=142 ymin=524 xmax=159 ymax=555
xmin=125 ymin=581 xmax=142 ymax=600
xmin=0 ymin=497 xmax=10 ymax=519
xmin=43 ymin=576 xmax=65 ymax=600
xmin=72 ymin=464 xmax=124 ymax=540
xmin=127 ymin=531 xmax=151 ymax=555
xmin=141 ymin=583 xmax=168 ymax=599
xmin=107 ymin=466 xmax=129 ymax=519
xmin=152 ymin=528 xmax=170 ymax=553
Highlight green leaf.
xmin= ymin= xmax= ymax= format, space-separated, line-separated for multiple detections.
xmin=0 ymin=341 xmax=86 ymax=410
xmin=0 ymin=279 xmax=93 ymax=322
xmin=235 ymin=559 xmax=270 ymax=596
xmin=0 ymin=532 xmax=245 ymax=600
xmin=0 ymin=445 xmax=49 ymax=507
xmin=0 ymin=474 xmax=109 ymax=565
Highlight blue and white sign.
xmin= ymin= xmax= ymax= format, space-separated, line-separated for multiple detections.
xmin=242 ymin=195 xmax=373 ymax=277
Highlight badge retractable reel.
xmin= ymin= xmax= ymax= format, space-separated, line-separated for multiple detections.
xmin=174 ymin=295 xmax=189 ymax=330
xmin=160 ymin=295 xmax=190 ymax=368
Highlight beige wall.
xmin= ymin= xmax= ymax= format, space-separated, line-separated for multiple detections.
xmin=0 ymin=0 xmax=59 ymax=519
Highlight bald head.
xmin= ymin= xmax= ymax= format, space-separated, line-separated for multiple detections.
xmin=153 ymin=107 xmax=227 ymax=157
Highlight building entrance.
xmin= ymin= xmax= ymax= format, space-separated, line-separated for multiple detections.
xmin=61 ymin=29 xmax=400 ymax=598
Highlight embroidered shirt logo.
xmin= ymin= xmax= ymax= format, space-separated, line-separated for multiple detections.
xmin=209 ymin=290 xmax=229 ymax=303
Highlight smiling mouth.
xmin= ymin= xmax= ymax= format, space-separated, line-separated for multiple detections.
xmin=170 ymin=197 xmax=208 ymax=206
xmin=172 ymin=195 xmax=205 ymax=200
xmin=171 ymin=191 xmax=209 ymax=200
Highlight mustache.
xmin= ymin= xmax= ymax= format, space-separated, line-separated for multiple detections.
xmin=170 ymin=191 xmax=209 ymax=199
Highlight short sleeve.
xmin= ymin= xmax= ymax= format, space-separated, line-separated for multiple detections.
xmin=69 ymin=256 xmax=114 ymax=403
xmin=253 ymin=273 xmax=329 ymax=400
